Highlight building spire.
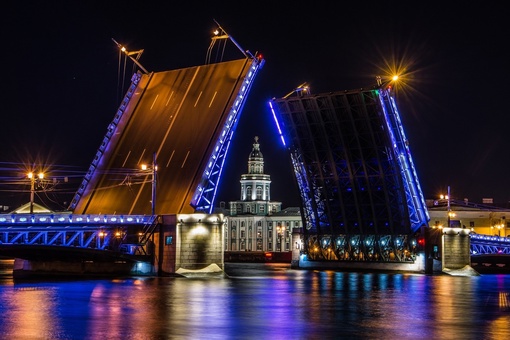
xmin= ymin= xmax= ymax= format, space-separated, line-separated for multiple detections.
xmin=229 ymin=136 xmax=281 ymax=216
xmin=248 ymin=136 xmax=264 ymax=174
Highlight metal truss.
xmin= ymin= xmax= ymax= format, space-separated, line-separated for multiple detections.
xmin=191 ymin=57 xmax=265 ymax=213
xmin=270 ymin=89 xmax=424 ymax=235
xmin=377 ymin=88 xmax=429 ymax=232
xmin=269 ymin=86 xmax=430 ymax=263
xmin=1 ymin=228 xmax=115 ymax=250
xmin=304 ymin=234 xmax=417 ymax=263
xmin=470 ymin=234 xmax=510 ymax=255
xmin=0 ymin=213 xmax=156 ymax=256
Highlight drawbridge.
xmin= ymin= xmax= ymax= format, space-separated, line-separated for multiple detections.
xmin=270 ymin=82 xmax=430 ymax=263
xmin=71 ymin=34 xmax=264 ymax=216
xmin=0 ymin=25 xmax=264 ymax=264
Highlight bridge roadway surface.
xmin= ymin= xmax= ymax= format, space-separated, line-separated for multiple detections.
xmin=73 ymin=58 xmax=253 ymax=216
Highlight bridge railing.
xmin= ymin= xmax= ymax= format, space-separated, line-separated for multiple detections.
xmin=470 ymin=233 xmax=510 ymax=255
xmin=0 ymin=213 xmax=158 ymax=257
xmin=0 ymin=213 xmax=152 ymax=226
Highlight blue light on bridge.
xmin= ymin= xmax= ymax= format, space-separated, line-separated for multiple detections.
xmin=0 ymin=213 xmax=152 ymax=225
xmin=268 ymin=101 xmax=287 ymax=147
xmin=191 ymin=58 xmax=264 ymax=213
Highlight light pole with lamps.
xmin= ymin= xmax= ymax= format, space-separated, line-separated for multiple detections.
xmin=277 ymin=225 xmax=283 ymax=252
xmin=440 ymin=186 xmax=453 ymax=228
xmin=141 ymin=152 xmax=157 ymax=216
xmin=27 ymin=171 xmax=44 ymax=214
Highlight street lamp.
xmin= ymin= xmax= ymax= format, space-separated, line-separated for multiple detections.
xmin=27 ymin=171 xmax=44 ymax=214
xmin=141 ymin=152 xmax=157 ymax=216
xmin=277 ymin=225 xmax=283 ymax=252
xmin=441 ymin=186 xmax=453 ymax=228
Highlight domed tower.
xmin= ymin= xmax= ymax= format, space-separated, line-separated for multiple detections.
xmin=229 ymin=136 xmax=281 ymax=216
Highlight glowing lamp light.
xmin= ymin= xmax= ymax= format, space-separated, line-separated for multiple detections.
xmin=392 ymin=75 xmax=399 ymax=81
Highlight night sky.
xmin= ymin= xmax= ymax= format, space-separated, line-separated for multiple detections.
xmin=1 ymin=1 xmax=509 ymax=211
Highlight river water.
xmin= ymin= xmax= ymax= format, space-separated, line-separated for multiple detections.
xmin=0 ymin=259 xmax=509 ymax=339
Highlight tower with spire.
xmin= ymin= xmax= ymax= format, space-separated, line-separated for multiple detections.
xmin=229 ymin=136 xmax=282 ymax=216
xmin=223 ymin=136 xmax=302 ymax=255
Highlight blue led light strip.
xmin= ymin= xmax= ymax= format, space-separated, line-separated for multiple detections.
xmin=377 ymin=88 xmax=429 ymax=232
xmin=191 ymin=58 xmax=265 ymax=213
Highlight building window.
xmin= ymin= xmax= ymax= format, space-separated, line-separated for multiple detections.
xmin=256 ymin=186 xmax=262 ymax=200
xmin=257 ymin=221 xmax=262 ymax=227
xmin=247 ymin=186 xmax=252 ymax=199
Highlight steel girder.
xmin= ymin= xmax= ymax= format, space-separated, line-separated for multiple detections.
xmin=192 ymin=57 xmax=265 ymax=213
xmin=271 ymin=90 xmax=414 ymax=235
xmin=70 ymin=72 xmax=142 ymax=211
xmin=470 ymin=234 xmax=510 ymax=255
xmin=0 ymin=213 xmax=156 ymax=256
xmin=270 ymin=87 xmax=428 ymax=263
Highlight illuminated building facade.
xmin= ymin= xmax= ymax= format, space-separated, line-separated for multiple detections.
xmin=224 ymin=137 xmax=302 ymax=253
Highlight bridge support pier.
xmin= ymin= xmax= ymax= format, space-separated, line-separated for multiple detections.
xmin=156 ymin=213 xmax=226 ymax=277
xmin=441 ymin=227 xmax=479 ymax=276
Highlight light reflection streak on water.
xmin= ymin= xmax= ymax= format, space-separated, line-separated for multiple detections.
xmin=0 ymin=262 xmax=509 ymax=339
xmin=1 ymin=286 xmax=61 ymax=338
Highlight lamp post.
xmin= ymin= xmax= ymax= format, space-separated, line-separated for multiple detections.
xmin=141 ymin=152 xmax=157 ymax=216
xmin=277 ymin=225 xmax=283 ymax=252
xmin=440 ymin=186 xmax=452 ymax=228
xmin=27 ymin=171 xmax=44 ymax=214
xmin=447 ymin=186 xmax=451 ymax=228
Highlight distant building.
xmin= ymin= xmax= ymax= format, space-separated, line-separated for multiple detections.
xmin=223 ymin=136 xmax=302 ymax=253
xmin=426 ymin=199 xmax=510 ymax=237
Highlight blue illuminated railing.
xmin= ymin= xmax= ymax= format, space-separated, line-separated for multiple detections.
xmin=470 ymin=233 xmax=510 ymax=255
xmin=0 ymin=213 xmax=155 ymax=253
xmin=0 ymin=213 xmax=152 ymax=225
xmin=191 ymin=57 xmax=265 ymax=213
xmin=377 ymin=88 xmax=429 ymax=232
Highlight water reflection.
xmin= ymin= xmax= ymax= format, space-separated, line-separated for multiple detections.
xmin=0 ymin=261 xmax=509 ymax=339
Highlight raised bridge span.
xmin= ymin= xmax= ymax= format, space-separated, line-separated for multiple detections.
xmin=71 ymin=56 xmax=263 ymax=215
xmin=0 ymin=29 xmax=265 ymax=274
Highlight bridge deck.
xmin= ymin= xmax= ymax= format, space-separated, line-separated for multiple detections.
xmin=72 ymin=58 xmax=256 ymax=215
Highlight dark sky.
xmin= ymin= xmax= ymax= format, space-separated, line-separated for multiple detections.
xmin=1 ymin=1 xmax=509 ymax=210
